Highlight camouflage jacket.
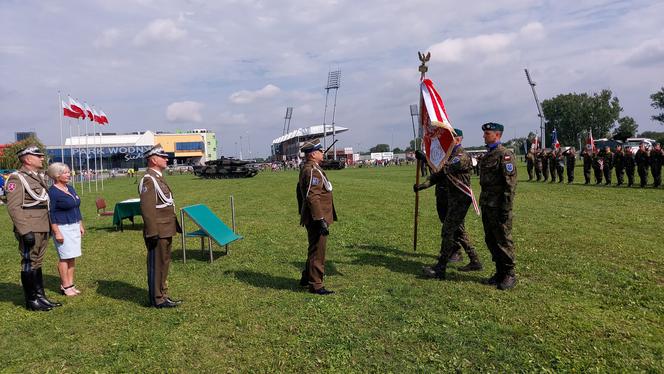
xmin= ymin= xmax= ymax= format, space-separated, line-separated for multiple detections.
xmin=479 ymin=143 xmax=516 ymax=210
xmin=429 ymin=145 xmax=472 ymax=201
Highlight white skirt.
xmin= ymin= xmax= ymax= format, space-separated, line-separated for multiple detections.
xmin=53 ymin=222 xmax=82 ymax=260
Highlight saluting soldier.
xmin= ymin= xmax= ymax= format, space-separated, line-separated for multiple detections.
xmin=581 ymin=148 xmax=593 ymax=184
xmin=564 ymin=147 xmax=576 ymax=183
xmin=139 ymin=144 xmax=182 ymax=308
xmin=416 ymin=128 xmax=482 ymax=280
xmin=5 ymin=146 xmax=62 ymax=311
xmin=624 ymin=147 xmax=636 ymax=187
xmin=297 ymin=139 xmax=337 ymax=295
xmin=478 ymin=123 xmax=517 ymax=290
xmin=613 ymin=144 xmax=625 ymax=186
xmin=650 ymin=143 xmax=663 ymax=188
xmin=525 ymin=149 xmax=535 ymax=181
xmin=635 ymin=142 xmax=650 ymax=188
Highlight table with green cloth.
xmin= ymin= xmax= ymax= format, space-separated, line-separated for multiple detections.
xmin=112 ymin=198 xmax=142 ymax=231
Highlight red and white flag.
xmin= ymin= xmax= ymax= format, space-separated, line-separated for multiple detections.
xmin=419 ymin=78 xmax=456 ymax=172
xmin=62 ymin=100 xmax=81 ymax=119
xmin=99 ymin=110 xmax=108 ymax=124
xmin=586 ymin=129 xmax=596 ymax=154
xmin=92 ymin=108 xmax=103 ymax=124
xmin=531 ymin=136 xmax=540 ymax=151
xmin=84 ymin=103 xmax=94 ymax=121
xmin=69 ymin=97 xmax=85 ymax=116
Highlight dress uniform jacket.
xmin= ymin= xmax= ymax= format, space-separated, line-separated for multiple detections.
xmin=5 ymin=167 xmax=50 ymax=235
xmin=299 ymin=160 xmax=337 ymax=226
xmin=140 ymin=168 xmax=179 ymax=238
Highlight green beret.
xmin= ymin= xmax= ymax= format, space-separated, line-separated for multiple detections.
xmin=453 ymin=128 xmax=463 ymax=137
xmin=300 ymin=139 xmax=323 ymax=153
xmin=481 ymin=122 xmax=504 ymax=132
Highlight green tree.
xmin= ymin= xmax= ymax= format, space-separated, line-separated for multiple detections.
xmin=639 ymin=131 xmax=664 ymax=145
xmin=392 ymin=147 xmax=404 ymax=153
xmin=405 ymin=138 xmax=422 ymax=152
xmin=612 ymin=116 xmax=639 ymax=141
xmin=541 ymin=89 xmax=622 ymax=146
xmin=0 ymin=136 xmax=47 ymax=169
xmin=651 ymin=87 xmax=664 ymax=124
xmin=369 ymin=144 xmax=390 ymax=153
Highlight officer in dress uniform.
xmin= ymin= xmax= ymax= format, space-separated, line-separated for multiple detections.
xmin=297 ymin=139 xmax=337 ymax=295
xmin=478 ymin=123 xmax=518 ymax=290
xmin=5 ymin=146 xmax=62 ymax=311
xmin=416 ymin=128 xmax=482 ymax=279
xmin=139 ymin=144 xmax=182 ymax=308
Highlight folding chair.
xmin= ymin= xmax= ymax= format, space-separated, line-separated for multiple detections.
xmin=96 ymin=198 xmax=114 ymax=217
xmin=180 ymin=203 xmax=242 ymax=263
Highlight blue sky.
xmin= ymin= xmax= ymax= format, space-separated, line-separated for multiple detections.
xmin=1 ymin=0 xmax=663 ymax=157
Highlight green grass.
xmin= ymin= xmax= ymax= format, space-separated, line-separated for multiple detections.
xmin=1 ymin=164 xmax=662 ymax=372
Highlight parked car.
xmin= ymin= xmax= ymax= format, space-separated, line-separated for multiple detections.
xmin=623 ymin=138 xmax=656 ymax=154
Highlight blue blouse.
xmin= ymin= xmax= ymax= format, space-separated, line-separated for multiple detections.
xmin=48 ymin=185 xmax=83 ymax=225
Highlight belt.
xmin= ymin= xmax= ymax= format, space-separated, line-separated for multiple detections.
xmin=22 ymin=205 xmax=47 ymax=210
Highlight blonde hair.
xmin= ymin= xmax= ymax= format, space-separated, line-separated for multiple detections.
xmin=47 ymin=162 xmax=70 ymax=179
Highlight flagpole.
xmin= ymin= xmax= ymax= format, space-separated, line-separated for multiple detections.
xmin=93 ymin=119 xmax=98 ymax=192
xmin=99 ymin=129 xmax=105 ymax=191
xmin=69 ymin=119 xmax=74 ymax=176
xmin=77 ymin=121 xmax=84 ymax=192
xmin=58 ymin=91 xmax=65 ymax=163
xmin=85 ymin=119 xmax=91 ymax=192
xmin=413 ymin=52 xmax=430 ymax=252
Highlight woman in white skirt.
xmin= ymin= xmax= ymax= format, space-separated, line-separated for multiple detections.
xmin=47 ymin=163 xmax=84 ymax=296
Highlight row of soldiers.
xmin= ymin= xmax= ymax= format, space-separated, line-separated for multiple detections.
xmin=525 ymin=142 xmax=663 ymax=187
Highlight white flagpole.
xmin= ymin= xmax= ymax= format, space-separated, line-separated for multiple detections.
xmin=68 ymin=118 xmax=74 ymax=179
xmin=58 ymin=92 xmax=64 ymax=163
xmin=93 ymin=119 xmax=98 ymax=192
xmin=99 ymin=122 xmax=105 ymax=190
xmin=77 ymin=121 xmax=84 ymax=192
xmin=85 ymin=120 xmax=91 ymax=192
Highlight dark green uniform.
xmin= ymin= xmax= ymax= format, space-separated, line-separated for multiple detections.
xmin=650 ymin=146 xmax=663 ymax=187
xmin=539 ymin=151 xmax=549 ymax=182
xmin=526 ymin=151 xmax=535 ymax=181
xmin=555 ymin=150 xmax=565 ymax=183
xmin=592 ymin=152 xmax=603 ymax=184
xmin=624 ymin=149 xmax=636 ymax=187
xmin=635 ymin=149 xmax=649 ymax=187
xmin=600 ymin=149 xmax=613 ymax=185
xmin=534 ymin=150 xmax=543 ymax=181
xmin=613 ymin=149 xmax=625 ymax=186
xmin=479 ymin=143 xmax=517 ymax=288
xmin=565 ymin=148 xmax=576 ymax=183
xmin=581 ymin=149 xmax=593 ymax=184
xmin=548 ymin=151 xmax=557 ymax=183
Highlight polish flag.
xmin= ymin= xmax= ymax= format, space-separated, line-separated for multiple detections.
xmin=92 ymin=108 xmax=103 ymax=124
xmin=84 ymin=103 xmax=94 ymax=121
xmin=69 ymin=97 xmax=85 ymax=116
xmin=62 ymin=101 xmax=81 ymax=119
xmin=419 ymin=78 xmax=455 ymax=171
xmin=586 ymin=129 xmax=596 ymax=154
xmin=99 ymin=110 xmax=109 ymax=124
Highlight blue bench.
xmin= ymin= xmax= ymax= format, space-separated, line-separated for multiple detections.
xmin=180 ymin=204 xmax=242 ymax=263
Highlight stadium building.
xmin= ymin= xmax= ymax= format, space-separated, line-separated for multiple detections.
xmin=271 ymin=125 xmax=349 ymax=161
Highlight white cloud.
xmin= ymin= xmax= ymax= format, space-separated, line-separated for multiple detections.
xmin=229 ymin=84 xmax=281 ymax=104
xmin=215 ymin=111 xmax=249 ymax=126
xmin=519 ymin=22 xmax=545 ymax=40
xmin=166 ymin=101 xmax=204 ymax=123
xmin=93 ymin=28 xmax=122 ymax=48
xmin=133 ymin=19 xmax=187 ymax=46
xmin=622 ymin=39 xmax=664 ymax=67
xmin=429 ymin=33 xmax=515 ymax=63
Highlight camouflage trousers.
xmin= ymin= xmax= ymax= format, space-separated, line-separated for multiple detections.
xmin=436 ymin=191 xmax=477 ymax=262
xmin=480 ymin=206 xmax=515 ymax=275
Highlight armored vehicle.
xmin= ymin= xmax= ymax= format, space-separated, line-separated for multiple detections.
xmin=194 ymin=157 xmax=260 ymax=179
xmin=321 ymin=159 xmax=346 ymax=170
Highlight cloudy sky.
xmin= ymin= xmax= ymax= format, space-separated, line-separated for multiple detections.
xmin=1 ymin=0 xmax=663 ymax=157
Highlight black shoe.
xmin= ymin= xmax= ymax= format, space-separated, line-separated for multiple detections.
xmin=458 ymin=261 xmax=483 ymax=272
xmin=299 ymin=271 xmax=308 ymax=287
xmin=484 ymin=273 xmax=501 ymax=285
xmin=498 ymin=275 xmax=517 ymax=290
xmin=165 ymin=298 xmax=183 ymax=305
xmin=447 ymin=252 xmax=463 ymax=263
xmin=155 ymin=300 xmax=180 ymax=308
xmin=21 ymin=271 xmax=52 ymax=312
xmin=422 ymin=266 xmax=446 ymax=279
xmin=309 ymin=288 xmax=334 ymax=295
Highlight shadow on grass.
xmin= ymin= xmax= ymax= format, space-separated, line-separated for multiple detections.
xmin=227 ymin=270 xmax=299 ymax=291
xmin=289 ymin=261 xmax=344 ymax=276
xmin=172 ymin=249 xmax=228 ymax=262
xmin=343 ymin=243 xmax=437 ymax=259
xmin=96 ymin=280 xmax=147 ymax=306
xmin=90 ymin=223 xmax=143 ymax=233
xmin=0 ymin=282 xmax=23 ymax=306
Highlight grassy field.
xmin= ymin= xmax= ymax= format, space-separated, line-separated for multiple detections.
xmin=1 ymin=163 xmax=662 ymax=372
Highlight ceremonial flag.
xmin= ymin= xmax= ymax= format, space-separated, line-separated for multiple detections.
xmin=551 ymin=128 xmax=560 ymax=149
xmin=62 ymin=100 xmax=80 ymax=119
xmin=84 ymin=103 xmax=94 ymax=121
xmin=531 ymin=136 xmax=540 ymax=151
xmin=586 ymin=129 xmax=595 ymax=154
xmin=419 ymin=78 xmax=456 ymax=172
xmin=99 ymin=110 xmax=108 ymax=124
xmin=92 ymin=108 xmax=103 ymax=124
xmin=69 ymin=97 xmax=85 ymax=116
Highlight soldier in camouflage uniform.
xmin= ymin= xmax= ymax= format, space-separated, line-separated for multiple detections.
xmin=600 ymin=146 xmax=614 ymax=185
xmin=564 ymin=147 xmax=576 ymax=183
xmin=548 ymin=150 xmax=557 ymax=183
xmin=613 ymin=144 xmax=625 ymax=186
xmin=635 ymin=142 xmax=650 ymax=188
xmin=539 ymin=149 xmax=549 ymax=182
xmin=555 ymin=148 xmax=565 ymax=183
xmin=592 ymin=149 xmax=603 ymax=184
xmin=624 ymin=147 xmax=636 ymax=187
xmin=478 ymin=122 xmax=517 ymax=290
xmin=650 ymin=143 xmax=662 ymax=188
xmin=581 ymin=148 xmax=593 ymax=184
xmin=416 ymin=129 xmax=482 ymax=279
xmin=534 ymin=149 xmax=543 ymax=181
xmin=526 ymin=149 xmax=535 ymax=181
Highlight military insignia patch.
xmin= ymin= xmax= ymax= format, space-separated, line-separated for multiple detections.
xmin=311 ymin=177 xmax=320 ymax=185
xmin=141 ymin=185 xmax=148 ymax=194
xmin=451 ymin=157 xmax=460 ymax=164
xmin=6 ymin=182 xmax=16 ymax=192
xmin=505 ymin=163 xmax=514 ymax=172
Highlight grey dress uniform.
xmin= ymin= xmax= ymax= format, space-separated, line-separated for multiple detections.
xmin=140 ymin=167 xmax=181 ymax=306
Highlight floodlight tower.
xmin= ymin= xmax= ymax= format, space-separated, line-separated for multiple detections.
xmin=282 ymin=107 xmax=293 ymax=135
xmin=525 ymin=68 xmax=546 ymax=149
xmin=409 ymin=104 xmax=420 ymax=151
xmin=321 ymin=69 xmax=341 ymax=159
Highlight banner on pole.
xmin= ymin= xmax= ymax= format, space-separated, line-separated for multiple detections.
xmin=419 ymin=78 xmax=456 ymax=172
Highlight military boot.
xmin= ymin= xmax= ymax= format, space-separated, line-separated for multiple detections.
xmin=422 ymin=261 xmax=446 ymax=280
xmin=458 ymin=251 xmax=483 ymax=272
xmin=447 ymin=250 xmax=463 ymax=263
xmin=34 ymin=268 xmax=62 ymax=308
xmin=498 ymin=270 xmax=517 ymax=290
xmin=483 ymin=264 xmax=503 ymax=286
xmin=20 ymin=271 xmax=51 ymax=311
xmin=299 ymin=270 xmax=309 ymax=287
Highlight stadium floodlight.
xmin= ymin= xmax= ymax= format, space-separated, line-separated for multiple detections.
xmin=409 ymin=104 xmax=420 ymax=151
xmin=282 ymin=107 xmax=293 ymax=135
xmin=321 ymin=70 xmax=342 ymax=159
